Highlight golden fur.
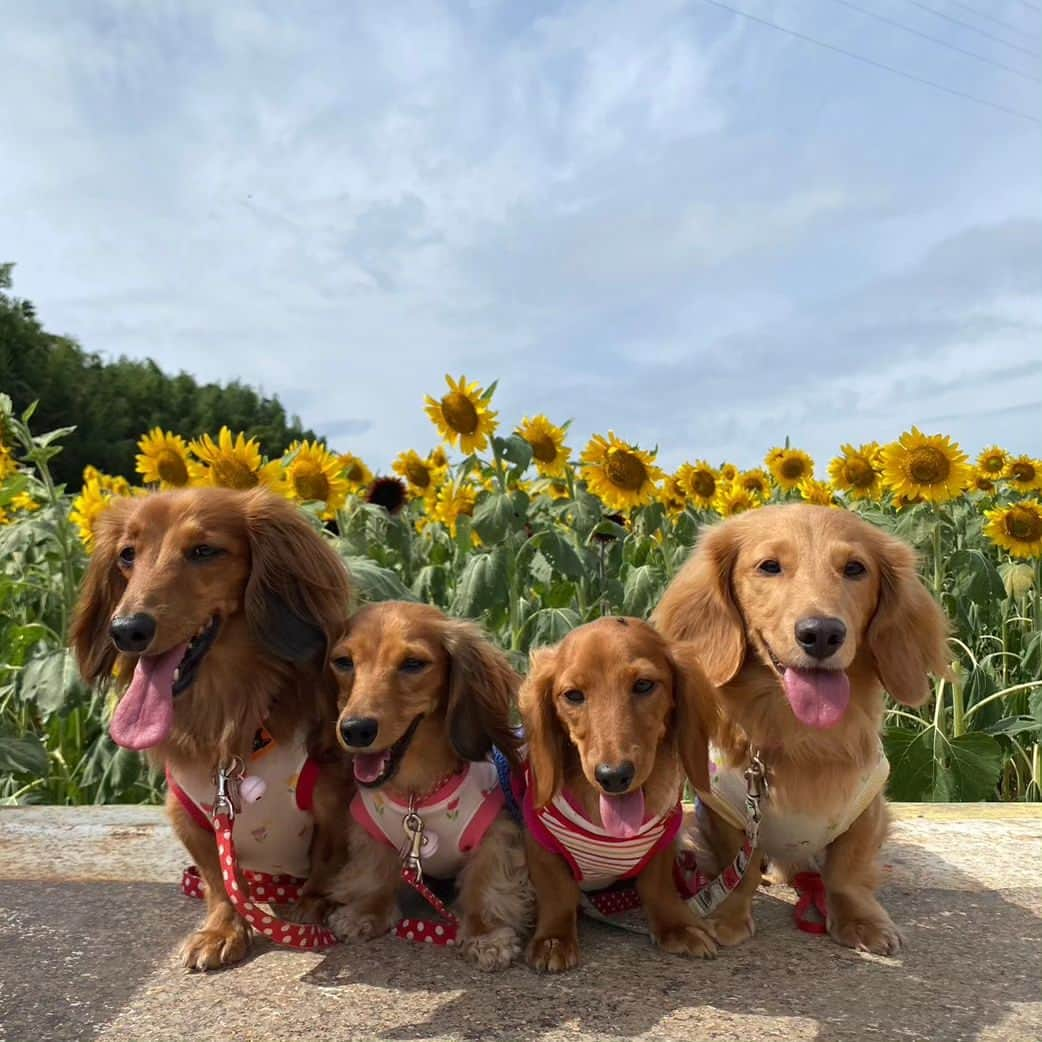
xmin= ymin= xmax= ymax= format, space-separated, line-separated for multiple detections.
xmin=653 ymin=504 xmax=950 ymax=953
xmin=518 ymin=617 xmax=718 ymax=972
xmin=71 ymin=487 xmax=352 ymax=970
xmin=326 ymin=601 xmax=531 ymax=971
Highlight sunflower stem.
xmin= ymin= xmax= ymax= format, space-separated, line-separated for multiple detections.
xmin=489 ymin=438 xmax=507 ymax=495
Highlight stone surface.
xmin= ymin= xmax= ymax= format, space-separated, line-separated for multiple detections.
xmin=0 ymin=804 xmax=1039 ymax=1042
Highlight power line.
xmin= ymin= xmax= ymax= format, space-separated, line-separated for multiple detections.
xmin=824 ymin=0 xmax=1039 ymax=82
xmin=696 ymin=0 xmax=1040 ymax=123
xmin=902 ymin=0 xmax=1040 ymax=58
xmin=944 ymin=0 xmax=1039 ymax=36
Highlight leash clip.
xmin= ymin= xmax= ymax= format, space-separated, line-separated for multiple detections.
xmin=400 ymin=795 xmax=426 ymax=884
xmin=743 ymin=749 xmax=768 ymax=846
xmin=212 ymin=757 xmax=245 ymax=823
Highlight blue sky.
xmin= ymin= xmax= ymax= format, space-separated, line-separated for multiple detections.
xmin=1 ymin=0 xmax=1039 ymax=473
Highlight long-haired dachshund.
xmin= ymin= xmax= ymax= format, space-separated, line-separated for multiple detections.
xmin=326 ymin=601 xmax=531 ymax=971
xmin=72 ymin=487 xmax=352 ymax=970
xmin=653 ymin=504 xmax=949 ymax=954
xmin=518 ymin=616 xmax=718 ymax=972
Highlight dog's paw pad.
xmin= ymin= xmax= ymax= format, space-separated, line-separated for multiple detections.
xmin=459 ymin=927 xmax=521 ymax=972
xmin=654 ymin=922 xmax=718 ymax=959
xmin=526 ymin=934 xmax=580 ymax=973
xmin=179 ymin=924 xmax=250 ymax=971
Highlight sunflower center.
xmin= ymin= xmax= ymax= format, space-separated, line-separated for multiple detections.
xmin=441 ymin=392 xmax=479 ymax=436
xmin=405 ymin=461 xmax=431 ymax=488
xmin=982 ymin=455 xmax=1005 ymax=475
xmin=846 ymin=457 xmax=875 ymax=488
xmin=1011 ymin=461 xmax=1036 ymax=483
xmin=211 ymin=458 xmax=258 ymax=490
xmin=605 ymin=448 xmax=648 ymax=492
xmin=1006 ymin=507 xmax=1042 ymax=543
xmin=908 ymin=447 xmax=950 ymax=485
xmin=691 ymin=471 xmax=716 ymax=498
xmin=156 ymin=449 xmax=189 ymax=486
xmin=742 ymin=477 xmax=765 ymax=493
xmin=780 ymin=457 xmax=808 ymax=480
xmin=292 ymin=462 xmax=330 ymax=502
xmin=528 ymin=432 xmax=558 ymax=464
xmin=344 ymin=461 xmax=365 ymax=484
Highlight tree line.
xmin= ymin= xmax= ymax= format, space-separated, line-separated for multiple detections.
xmin=0 ymin=263 xmax=315 ymax=488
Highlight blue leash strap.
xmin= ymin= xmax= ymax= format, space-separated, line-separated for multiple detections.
xmin=491 ymin=746 xmax=523 ymax=826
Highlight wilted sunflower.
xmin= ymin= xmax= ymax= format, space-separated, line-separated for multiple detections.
xmin=367 ymin=476 xmax=407 ymax=515
xmin=675 ymin=461 xmax=718 ymax=509
xmin=880 ymin=427 xmax=971 ymax=504
xmin=580 ymin=432 xmax=664 ymax=512
xmin=338 ymin=452 xmax=373 ymax=494
xmin=425 ymin=375 xmax=498 ymax=454
xmin=393 ymin=449 xmax=446 ymax=499
xmin=283 ymin=440 xmax=350 ymax=514
xmin=719 ymin=463 xmax=738 ymax=482
xmin=190 ymin=428 xmax=264 ymax=490
xmin=737 ymin=469 xmax=772 ymax=499
xmin=976 ymin=446 xmax=1008 ymax=477
xmin=432 ymin=478 xmax=478 ymax=536
xmin=1004 ymin=454 xmax=1042 ymax=493
xmin=714 ymin=484 xmax=761 ymax=517
xmin=767 ymin=448 xmax=814 ymax=491
xmin=798 ymin=479 xmax=840 ymax=508
xmin=516 ymin=415 xmax=570 ymax=477
xmin=828 ymin=443 xmax=881 ymax=501
xmin=984 ymin=501 xmax=1042 ymax=559
xmin=135 ymin=428 xmax=197 ymax=489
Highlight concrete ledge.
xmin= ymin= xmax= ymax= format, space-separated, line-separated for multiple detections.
xmin=1 ymin=805 xmax=1039 ymax=1042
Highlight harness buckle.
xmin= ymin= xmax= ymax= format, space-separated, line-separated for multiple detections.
xmin=400 ymin=795 xmax=426 ymax=884
xmin=212 ymin=757 xmax=246 ymax=823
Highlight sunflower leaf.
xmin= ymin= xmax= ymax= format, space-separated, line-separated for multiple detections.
xmin=885 ymin=725 xmax=1002 ymax=801
xmin=18 ymin=648 xmax=86 ymax=718
xmin=343 ymin=557 xmax=416 ymax=604
xmin=493 ymin=435 xmax=533 ymax=471
xmin=622 ymin=564 xmax=663 ymax=618
xmin=0 ymin=734 xmax=48 ymax=776
xmin=451 ymin=546 xmax=509 ymax=622
xmin=948 ymin=549 xmax=1005 ymax=603
xmin=539 ymin=531 xmax=584 ymax=581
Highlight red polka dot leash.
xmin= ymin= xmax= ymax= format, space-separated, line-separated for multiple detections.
xmin=181 ymin=759 xmax=337 ymax=951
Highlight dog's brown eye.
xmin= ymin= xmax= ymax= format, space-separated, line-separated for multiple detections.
xmin=562 ymin=689 xmax=585 ymax=705
xmin=844 ymin=560 xmax=867 ymax=578
xmin=632 ymin=678 xmax=655 ymax=695
xmin=758 ymin=559 xmax=781 ymax=575
xmin=332 ymin=655 xmax=354 ymax=672
xmin=189 ymin=544 xmax=224 ymax=562
xmin=400 ymin=658 xmax=428 ymax=674
xmin=118 ymin=546 xmax=135 ymax=567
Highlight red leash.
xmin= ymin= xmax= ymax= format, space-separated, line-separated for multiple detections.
xmin=792 ymin=871 xmax=828 ymax=934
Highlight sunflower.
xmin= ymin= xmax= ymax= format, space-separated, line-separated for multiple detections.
xmin=976 ymin=446 xmax=1008 ymax=477
xmin=970 ymin=469 xmax=997 ymax=495
xmin=537 ymin=477 xmax=571 ymax=501
xmin=393 ymin=449 xmax=445 ymax=499
xmin=135 ymin=428 xmax=198 ymax=489
xmin=424 ymin=375 xmax=498 ymax=454
xmin=880 ymin=427 xmax=971 ymax=504
xmin=367 ymin=476 xmax=407 ymax=516
xmin=766 ymin=447 xmax=814 ymax=491
xmin=432 ymin=478 xmax=478 ymax=536
xmin=516 ymin=415 xmax=570 ymax=477
xmin=283 ymin=440 xmax=350 ymax=514
xmin=190 ymin=428 xmax=264 ymax=489
xmin=69 ymin=479 xmax=119 ymax=550
xmin=737 ymin=468 xmax=772 ymax=499
xmin=0 ymin=506 xmax=8 ymax=525
xmin=338 ymin=452 xmax=373 ymax=494
xmin=0 ymin=444 xmax=15 ymax=480
xmin=660 ymin=475 xmax=688 ymax=516
xmin=675 ymin=461 xmax=718 ymax=509
xmin=580 ymin=432 xmax=664 ymax=512
xmin=719 ymin=463 xmax=738 ymax=482
xmin=984 ymin=501 xmax=1042 ymax=559
xmin=828 ymin=443 xmax=881 ymax=501
xmin=798 ymin=479 xmax=840 ymax=508
xmin=11 ymin=491 xmax=39 ymax=513
xmin=1004 ymin=454 xmax=1042 ymax=493
xmin=713 ymin=484 xmax=761 ymax=518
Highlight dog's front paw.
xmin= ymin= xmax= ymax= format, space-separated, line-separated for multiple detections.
xmin=327 ymin=903 xmax=394 ymax=942
xmin=459 ymin=926 xmax=521 ymax=972
xmin=653 ymin=921 xmax=717 ymax=959
xmin=290 ymin=892 xmax=328 ymax=924
xmin=527 ymin=933 xmax=580 ymax=973
xmin=830 ymin=912 xmax=902 ymax=955
xmin=708 ymin=909 xmax=755 ymax=947
xmin=179 ymin=921 xmax=250 ymax=971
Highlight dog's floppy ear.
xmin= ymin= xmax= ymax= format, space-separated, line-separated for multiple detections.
xmin=867 ymin=530 xmax=951 ymax=706
xmin=668 ymin=641 xmax=717 ymax=794
xmin=70 ymin=497 xmax=134 ymax=684
xmin=243 ymin=489 xmax=351 ymax=666
xmin=517 ymin=646 xmax=566 ymax=808
xmin=653 ymin=520 xmax=745 ymax=686
xmin=442 ymin=617 xmax=521 ymax=766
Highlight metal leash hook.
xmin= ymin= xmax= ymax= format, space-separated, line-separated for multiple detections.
xmin=400 ymin=794 xmax=426 ymax=884
xmin=743 ymin=749 xmax=767 ymax=848
xmin=212 ymin=756 xmax=246 ymax=822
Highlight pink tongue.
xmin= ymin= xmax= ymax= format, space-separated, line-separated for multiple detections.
xmin=108 ymin=643 xmax=186 ymax=751
xmin=599 ymin=789 xmax=646 ymax=839
xmin=783 ymin=667 xmax=851 ymax=729
xmin=353 ymin=751 xmax=391 ymax=784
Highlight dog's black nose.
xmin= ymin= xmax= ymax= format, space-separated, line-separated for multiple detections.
xmin=595 ymin=760 xmax=635 ymax=794
xmin=109 ymin=613 xmax=157 ymax=654
xmin=794 ymin=616 xmax=847 ymax=660
xmin=339 ymin=716 xmax=379 ymax=749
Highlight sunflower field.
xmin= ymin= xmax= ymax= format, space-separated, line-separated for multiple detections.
xmin=1 ymin=380 xmax=1040 ymax=805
